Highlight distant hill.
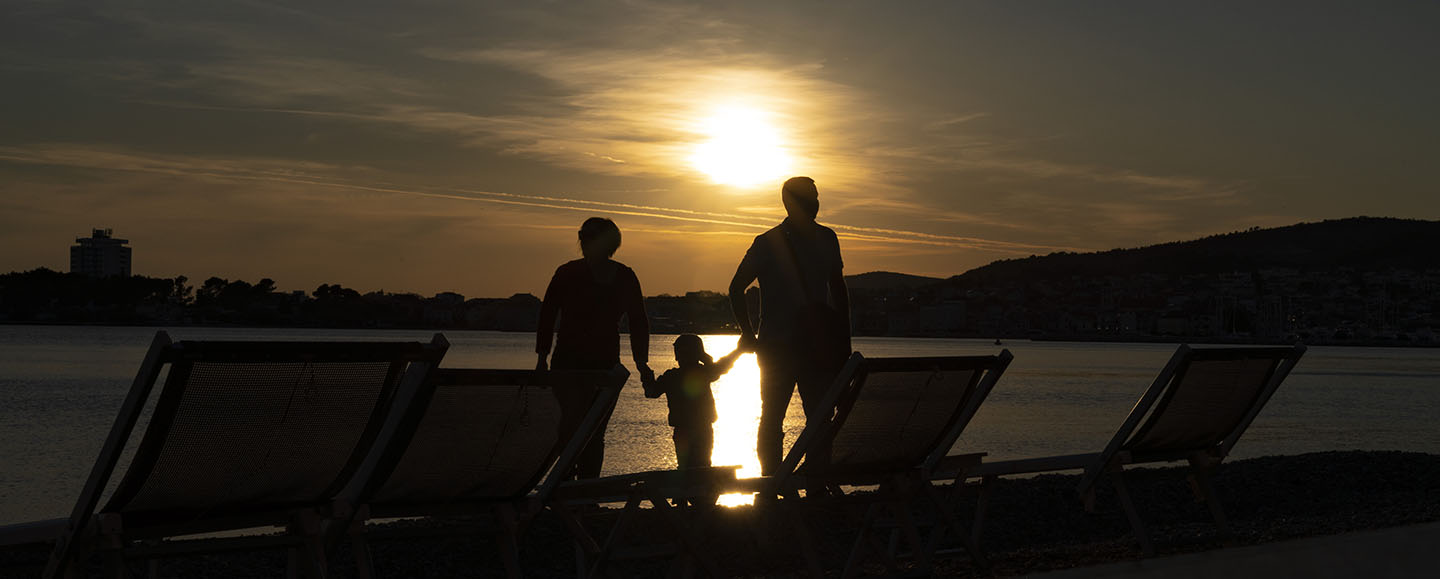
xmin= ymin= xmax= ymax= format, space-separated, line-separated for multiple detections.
xmin=951 ymin=217 xmax=1440 ymax=285
xmin=844 ymin=271 xmax=942 ymax=292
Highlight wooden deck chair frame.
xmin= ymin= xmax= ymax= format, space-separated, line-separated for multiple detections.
xmin=753 ymin=350 xmax=1013 ymax=579
xmin=947 ymin=344 xmax=1306 ymax=557
xmin=38 ymin=331 xmax=448 ymax=579
xmin=549 ymin=464 xmax=745 ymax=579
xmin=337 ymin=365 xmax=629 ymax=579
xmin=545 ymin=355 xmax=981 ymax=579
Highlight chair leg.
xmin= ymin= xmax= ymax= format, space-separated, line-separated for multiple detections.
xmin=1189 ymin=466 xmax=1236 ymax=546
xmin=947 ymin=477 xmax=991 ymax=571
xmin=46 ymin=531 xmax=90 ymax=579
xmin=95 ymin=526 xmax=127 ymax=579
xmin=288 ymin=511 xmax=328 ymax=579
xmin=649 ymin=491 xmax=723 ymax=579
xmin=750 ymin=490 xmax=825 ymax=578
xmin=286 ymin=546 xmax=299 ymax=579
xmin=350 ymin=533 xmax=375 ymax=579
xmin=553 ymin=505 xmax=599 ymax=577
xmin=920 ymin=476 xmax=990 ymax=572
xmin=588 ymin=493 xmax=646 ymax=578
xmin=1109 ymin=470 xmax=1154 ymax=557
xmin=102 ymin=550 xmax=125 ymax=579
xmin=841 ymin=503 xmax=882 ymax=579
xmin=971 ymin=476 xmax=994 ymax=562
xmin=60 ymin=559 xmax=86 ymax=579
xmin=783 ymin=501 xmax=826 ymax=579
xmin=893 ymin=486 xmax=931 ymax=574
xmin=496 ymin=503 xmax=523 ymax=579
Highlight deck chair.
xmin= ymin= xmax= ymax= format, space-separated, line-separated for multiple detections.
xmin=337 ymin=366 xmax=628 ymax=579
xmin=941 ymin=344 xmax=1307 ymax=556
xmin=752 ymin=350 xmax=1013 ymax=579
xmin=29 ymin=330 xmax=448 ymax=579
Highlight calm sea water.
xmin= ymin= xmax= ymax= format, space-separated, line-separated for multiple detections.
xmin=2 ymin=325 xmax=1438 ymax=524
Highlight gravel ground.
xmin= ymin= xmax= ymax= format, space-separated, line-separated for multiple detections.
xmin=4 ymin=450 xmax=1437 ymax=578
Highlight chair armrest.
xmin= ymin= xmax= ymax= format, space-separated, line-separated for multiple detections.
xmin=0 ymin=518 xmax=68 ymax=547
xmin=946 ymin=453 xmax=1101 ymax=479
xmin=551 ymin=466 xmax=744 ymax=504
xmin=929 ymin=452 xmax=988 ymax=479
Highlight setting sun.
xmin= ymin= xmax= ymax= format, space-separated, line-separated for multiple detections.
xmin=689 ymin=106 xmax=793 ymax=187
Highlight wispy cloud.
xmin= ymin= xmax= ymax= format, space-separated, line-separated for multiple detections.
xmin=0 ymin=144 xmax=1066 ymax=254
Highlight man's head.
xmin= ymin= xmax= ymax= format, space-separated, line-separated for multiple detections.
xmin=781 ymin=176 xmax=819 ymax=221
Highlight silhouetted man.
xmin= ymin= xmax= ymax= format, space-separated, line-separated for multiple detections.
xmin=729 ymin=176 xmax=851 ymax=476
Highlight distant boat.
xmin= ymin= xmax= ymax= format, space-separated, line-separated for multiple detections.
xmin=994 ymin=338 xmax=1003 ymax=345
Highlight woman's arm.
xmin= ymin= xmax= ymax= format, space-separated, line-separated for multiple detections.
xmin=535 ymin=267 xmax=563 ymax=370
xmin=623 ymin=267 xmax=653 ymax=381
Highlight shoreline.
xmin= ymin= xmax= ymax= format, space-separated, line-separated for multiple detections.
xmin=3 ymin=450 xmax=1437 ymax=577
xmin=3 ymin=322 xmax=1437 ymax=349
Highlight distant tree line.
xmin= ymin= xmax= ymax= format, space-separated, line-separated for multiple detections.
xmin=0 ymin=269 xmax=547 ymax=330
xmin=5 ymin=217 xmax=1438 ymax=345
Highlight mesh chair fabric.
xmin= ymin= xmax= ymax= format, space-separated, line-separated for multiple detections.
xmin=823 ymin=368 xmax=982 ymax=474
xmin=113 ymin=361 xmax=399 ymax=519
xmin=370 ymin=381 xmax=575 ymax=505
xmin=1124 ymin=357 xmax=1278 ymax=454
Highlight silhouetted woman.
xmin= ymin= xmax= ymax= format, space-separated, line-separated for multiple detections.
xmin=536 ymin=217 xmax=652 ymax=479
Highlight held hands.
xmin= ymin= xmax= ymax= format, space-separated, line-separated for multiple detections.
xmin=638 ymin=362 xmax=662 ymax=398
xmin=737 ymin=332 xmax=759 ymax=353
xmin=637 ymin=361 xmax=656 ymax=389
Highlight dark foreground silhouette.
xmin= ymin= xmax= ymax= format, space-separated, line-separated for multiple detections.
xmin=4 ymin=451 xmax=1435 ymax=578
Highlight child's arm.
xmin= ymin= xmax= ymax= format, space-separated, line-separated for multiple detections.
xmin=704 ymin=348 xmax=746 ymax=381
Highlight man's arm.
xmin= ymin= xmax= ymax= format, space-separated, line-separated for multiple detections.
xmin=729 ymin=260 xmax=758 ymax=340
xmin=829 ymin=266 xmax=852 ymax=352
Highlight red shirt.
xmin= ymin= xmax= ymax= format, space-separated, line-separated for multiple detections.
xmin=536 ymin=259 xmax=650 ymax=369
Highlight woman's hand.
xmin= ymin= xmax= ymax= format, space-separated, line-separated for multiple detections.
xmin=636 ymin=361 xmax=655 ymax=386
xmin=535 ymin=355 xmax=548 ymax=372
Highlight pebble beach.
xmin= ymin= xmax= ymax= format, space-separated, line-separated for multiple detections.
xmin=3 ymin=450 xmax=1437 ymax=578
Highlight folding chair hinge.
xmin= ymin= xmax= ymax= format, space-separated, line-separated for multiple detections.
xmin=97 ymin=513 xmax=124 ymax=536
xmin=1188 ymin=452 xmax=1222 ymax=469
xmin=327 ymin=499 xmax=355 ymax=519
xmin=290 ymin=510 xmax=325 ymax=535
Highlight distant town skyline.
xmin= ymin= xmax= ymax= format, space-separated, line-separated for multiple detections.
xmin=3 ymin=2 xmax=1438 ymax=296
xmin=68 ymin=228 xmax=132 ymax=278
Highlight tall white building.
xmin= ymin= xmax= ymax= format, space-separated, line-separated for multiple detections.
xmin=70 ymin=228 xmax=132 ymax=277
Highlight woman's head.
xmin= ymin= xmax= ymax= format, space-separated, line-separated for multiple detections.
xmin=672 ymin=334 xmax=711 ymax=365
xmin=578 ymin=217 xmax=621 ymax=258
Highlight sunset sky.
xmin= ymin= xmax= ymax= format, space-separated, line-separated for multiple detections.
xmin=2 ymin=1 xmax=1436 ymax=297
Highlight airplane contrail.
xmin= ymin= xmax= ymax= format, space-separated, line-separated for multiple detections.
xmin=0 ymin=145 xmax=1082 ymax=253
xmin=366 ymin=180 xmax=1079 ymax=253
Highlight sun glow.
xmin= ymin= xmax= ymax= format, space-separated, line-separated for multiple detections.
xmin=689 ymin=106 xmax=793 ymax=188
xmin=702 ymin=335 xmax=763 ymax=507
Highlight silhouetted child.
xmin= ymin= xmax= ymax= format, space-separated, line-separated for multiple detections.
xmin=643 ymin=334 xmax=748 ymax=469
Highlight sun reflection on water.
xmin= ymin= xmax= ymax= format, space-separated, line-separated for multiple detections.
xmin=700 ymin=335 xmax=762 ymax=507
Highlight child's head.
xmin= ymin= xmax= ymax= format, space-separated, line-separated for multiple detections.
xmin=672 ymin=334 xmax=711 ymax=366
